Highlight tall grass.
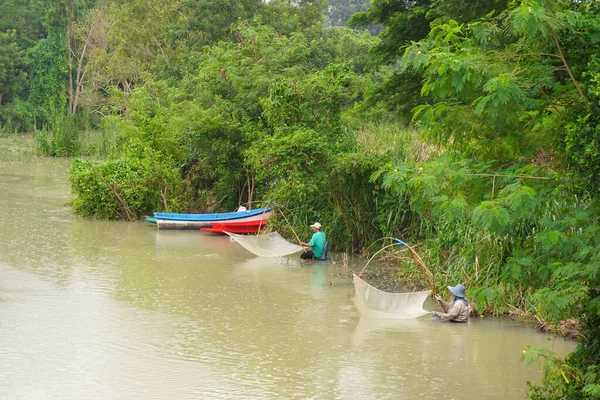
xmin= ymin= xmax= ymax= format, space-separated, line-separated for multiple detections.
xmin=50 ymin=110 xmax=80 ymax=156
xmin=34 ymin=110 xmax=119 ymax=158
xmin=348 ymin=118 xmax=555 ymax=317
xmin=353 ymin=119 xmax=441 ymax=162
xmin=0 ymin=132 xmax=36 ymax=162
xmin=78 ymin=125 xmax=120 ymax=158
xmin=35 ymin=109 xmax=79 ymax=156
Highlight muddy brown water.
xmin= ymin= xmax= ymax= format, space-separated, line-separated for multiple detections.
xmin=0 ymin=142 xmax=575 ymax=399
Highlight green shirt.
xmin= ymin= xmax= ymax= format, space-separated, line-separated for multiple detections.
xmin=309 ymin=231 xmax=326 ymax=259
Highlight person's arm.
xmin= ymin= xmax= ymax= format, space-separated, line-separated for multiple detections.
xmin=433 ymin=295 xmax=451 ymax=311
xmin=439 ymin=298 xmax=451 ymax=310
xmin=300 ymin=234 xmax=316 ymax=248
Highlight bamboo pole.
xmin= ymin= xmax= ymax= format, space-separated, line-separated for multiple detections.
xmin=347 ymin=242 xmax=398 ymax=299
xmin=273 ymin=203 xmax=302 ymax=244
xmin=357 ymin=242 xmax=398 ymax=276
xmin=350 ymin=240 xmax=446 ymax=313
xmin=395 ymin=239 xmax=448 ymax=313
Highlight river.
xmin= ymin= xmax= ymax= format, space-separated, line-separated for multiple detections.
xmin=0 ymin=137 xmax=575 ymax=399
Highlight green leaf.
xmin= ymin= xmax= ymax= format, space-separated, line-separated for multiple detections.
xmin=500 ymin=183 xmax=538 ymax=219
xmin=472 ymin=200 xmax=511 ymax=234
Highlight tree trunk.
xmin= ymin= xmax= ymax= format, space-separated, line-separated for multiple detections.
xmin=72 ymin=39 xmax=89 ymax=115
xmin=66 ymin=0 xmax=74 ymax=114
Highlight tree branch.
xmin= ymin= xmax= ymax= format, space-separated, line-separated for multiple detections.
xmin=551 ymin=28 xmax=588 ymax=107
xmin=465 ymin=173 xmax=556 ymax=180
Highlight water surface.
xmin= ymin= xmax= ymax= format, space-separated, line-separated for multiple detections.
xmin=0 ymin=141 xmax=575 ymax=399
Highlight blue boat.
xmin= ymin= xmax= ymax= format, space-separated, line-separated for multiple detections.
xmin=153 ymin=207 xmax=273 ymax=230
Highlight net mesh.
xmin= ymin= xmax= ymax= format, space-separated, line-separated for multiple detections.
xmin=352 ymin=274 xmax=431 ymax=319
xmin=225 ymin=231 xmax=304 ymax=257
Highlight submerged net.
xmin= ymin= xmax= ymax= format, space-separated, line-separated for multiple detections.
xmin=225 ymin=231 xmax=304 ymax=257
xmin=352 ymin=274 xmax=431 ymax=319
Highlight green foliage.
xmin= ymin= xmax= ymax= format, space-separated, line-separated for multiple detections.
xmin=326 ymin=151 xmax=385 ymax=251
xmin=349 ymin=0 xmax=510 ymax=122
xmin=0 ymin=99 xmax=38 ymax=134
xmin=168 ymin=0 xmax=265 ymax=50
xmin=261 ymin=63 xmax=366 ymax=136
xmin=472 ymin=200 xmax=511 ymax=234
xmin=0 ymin=28 xmax=34 ymax=130
xmin=8 ymin=1 xmax=600 ymax=396
xmin=70 ymin=145 xmax=186 ymax=219
xmin=35 ymin=109 xmax=83 ymax=156
xmin=349 ymin=0 xmax=432 ymax=121
xmin=27 ymin=27 xmax=67 ymax=115
xmin=523 ymin=345 xmax=582 ymax=400
xmin=263 ymin=0 xmax=328 ymax=34
xmin=0 ymin=30 xmax=27 ymax=107
xmin=328 ymin=0 xmax=382 ymax=35
xmin=500 ymin=183 xmax=538 ymax=219
xmin=429 ymin=0 xmax=509 ymax=24
xmin=70 ymin=158 xmax=120 ymax=219
xmin=90 ymin=22 xmax=372 ymax=216
xmin=399 ymin=0 xmax=600 ymax=195
xmin=49 ymin=109 xmax=80 ymax=156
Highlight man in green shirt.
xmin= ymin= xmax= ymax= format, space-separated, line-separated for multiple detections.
xmin=299 ymin=222 xmax=326 ymax=261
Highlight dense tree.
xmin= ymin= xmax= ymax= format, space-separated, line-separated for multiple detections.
xmin=400 ymin=0 xmax=599 ymax=183
xmin=328 ymin=0 xmax=382 ymax=35
xmin=70 ymin=22 xmax=374 ymax=218
xmin=27 ymin=27 xmax=67 ymax=112
xmin=0 ymin=30 xmax=27 ymax=106
xmin=328 ymin=0 xmax=368 ymax=27
xmin=6 ymin=2 xmax=600 ymax=396
xmin=349 ymin=0 xmax=510 ymax=119
xmin=369 ymin=1 xmax=600 ymax=397
xmin=0 ymin=0 xmax=46 ymax=46
xmin=168 ymin=0 xmax=265 ymax=50
xmin=66 ymin=5 xmax=110 ymax=114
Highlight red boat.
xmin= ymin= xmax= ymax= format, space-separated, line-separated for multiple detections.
xmin=200 ymin=219 xmax=269 ymax=234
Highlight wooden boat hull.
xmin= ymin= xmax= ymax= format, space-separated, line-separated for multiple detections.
xmin=154 ymin=207 xmax=271 ymax=221
xmin=201 ymin=219 xmax=269 ymax=234
xmin=155 ymin=210 xmax=272 ymax=230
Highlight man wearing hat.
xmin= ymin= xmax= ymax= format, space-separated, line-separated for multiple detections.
xmin=431 ymin=283 xmax=470 ymax=322
xmin=299 ymin=222 xmax=326 ymax=261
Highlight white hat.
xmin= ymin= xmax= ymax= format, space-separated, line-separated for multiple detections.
xmin=310 ymin=222 xmax=322 ymax=229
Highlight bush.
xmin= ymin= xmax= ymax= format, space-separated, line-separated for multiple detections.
xmin=70 ymin=146 xmax=187 ymax=219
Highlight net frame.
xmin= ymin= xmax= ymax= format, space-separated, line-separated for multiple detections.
xmin=352 ymin=274 xmax=431 ymax=319
xmin=225 ymin=231 xmax=304 ymax=257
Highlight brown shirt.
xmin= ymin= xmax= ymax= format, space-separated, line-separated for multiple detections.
xmin=436 ymin=299 xmax=470 ymax=322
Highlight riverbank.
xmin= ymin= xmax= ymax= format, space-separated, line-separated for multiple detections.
xmin=362 ymin=257 xmax=583 ymax=342
xmin=1 ymin=132 xmax=584 ymax=344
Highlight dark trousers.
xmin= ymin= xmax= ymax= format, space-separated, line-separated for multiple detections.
xmin=300 ymin=251 xmax=315 ymax=260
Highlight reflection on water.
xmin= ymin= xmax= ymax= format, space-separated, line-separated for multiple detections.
xmin=0 ymin=149 xmax=576 ymax=399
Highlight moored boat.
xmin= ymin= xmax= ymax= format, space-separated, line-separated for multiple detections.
xmin=200 ymin=218 xmax=269 ymax=234
xmin=153 ymin=207 xmax=272 ymax=230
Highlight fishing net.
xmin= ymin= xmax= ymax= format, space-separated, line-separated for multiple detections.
xmin=225 ymin=231 xmax=304 ymax=257
xmin=352 ymin=274 xmax=431 ymax=319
